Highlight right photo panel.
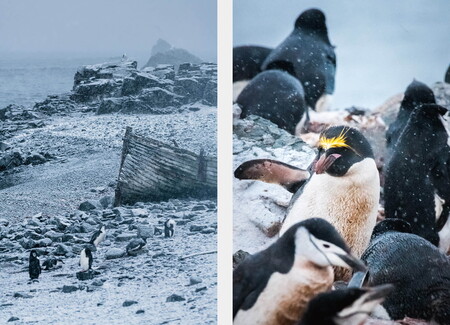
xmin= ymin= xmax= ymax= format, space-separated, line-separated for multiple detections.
xmin=232 ymin=1 xmax=450 ymax=324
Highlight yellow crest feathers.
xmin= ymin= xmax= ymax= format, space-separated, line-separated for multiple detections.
xmin=318 ymin=127 xmax=351 ymax=150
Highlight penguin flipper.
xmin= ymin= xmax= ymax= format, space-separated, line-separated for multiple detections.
xmin=234 ymin=159 xmax=310 ymax=193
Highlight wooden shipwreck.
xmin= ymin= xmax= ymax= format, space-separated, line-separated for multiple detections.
xmin=114 ymin=127 xmax=217 ymax=205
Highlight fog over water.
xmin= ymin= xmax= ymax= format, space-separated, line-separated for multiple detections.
xmin=0 ymin=0 xmax=216 ymax=108
xmin=234 ymin=0 xmax=450 ymax=109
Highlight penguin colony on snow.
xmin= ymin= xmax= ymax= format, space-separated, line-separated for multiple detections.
xmin=29 ymin=219 xmax=175 ymax=279
xmin=234 ymin=7 xmax=450 ymax=325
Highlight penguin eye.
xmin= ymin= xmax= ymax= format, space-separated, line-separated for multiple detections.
xmin=323 ymin=244 xmax=330 ymax=248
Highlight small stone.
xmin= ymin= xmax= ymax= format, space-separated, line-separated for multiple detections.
xmin=62 ymin=285 xmax=79 ymax=293
xmin=105 ymin=248 xmax=125 ymax=260
xmin=189 ymin=277 xmax=202 ymax=285
xmin=136 ymin=309 xmax=145 ymax=314
xmin=8 ymin=317 xmax=19 ymax=322
xmin=115 ymin=233 xmax=135 ymax=242
xmin=44 ymin=230 xmax=64 ymax=242
xmin=195 ymin=286 xmax=207 ymax=292
xmin=37 ymin=238 xmax=52 ymax=247
xmin=76 ymin=270 xmax=95 ymax=281
xmin=136 ymin=224 xmax=153 ymax=240
xmin=122 ymin=300 xmax=138 ymax=307
xmin=189 ymin=225 xmax=206 ymax=232
xmin=200 ymin=228 xmax=215 ymax=234
xmin=191 ymin=204 xmax=207 ymax=211
xmin=13 ymin=292 xmax=33 ymax=299
xmin=91 ymin=279 xmax=103 ymax=286
xmin=166 ymin=294 xmax=185 ymax=302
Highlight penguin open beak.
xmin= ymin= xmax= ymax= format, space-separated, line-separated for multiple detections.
xmin=335 ymin=253 xmax=367 ymax=272
xmin=315 ymin=153 xmax=341 ymax=174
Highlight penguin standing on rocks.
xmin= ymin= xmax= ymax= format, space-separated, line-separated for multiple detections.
xmin=126 ymin=237 xmax=147 ymax=256
xmin=385 ymin=80 xmax=436 ymax=154
xmin=29 ymin=250 xmax=41 ymax=280
xmin=164 ymin=219 xmax=175 ymax=238
xmin=235 ymin=126 xmax=379 ymax=280
xmin=233 ymin=218 xmax=366 ymax=325
xmin=79 ymin=247 xmax=93 ymax=271
xmin=261 ymin=8 xmax=336 ymax=112
xmin=351 ymin=219 xmax=450 ymax=324
xmin=89 ymin=225 xmax=106 ymax=247
xmin=298 ymin=284 xmax=394 ymax=325
xmin=384 ymin=103 xmax=450 ymax=252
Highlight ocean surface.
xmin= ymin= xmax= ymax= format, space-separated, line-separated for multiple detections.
xmin=0 ymin=54 xmax=121 ymax=109
xmin=234 ymin=0 xmax=450 ymax=109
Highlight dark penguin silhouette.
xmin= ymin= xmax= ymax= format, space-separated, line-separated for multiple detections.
xmin=79 ymin=247 xmax=93 ymax=271
xmin=298 ymin=284 xmax=394 ymax=325
xmin=384 ymin=103 xmax=450 ymax=251
xmin=235 ymin=126 xmax=379 ymax=281
xmin=29 ymin=250 xmax=41 ymax=280
xmin=233 ymin=218 xmax=366 ymax=324
xmin=386 ymin=80 xmax=436 ymax=153
xmin=126 ymin=237 xmax=147 ymax=256
xmin=352 ymin=219 xmax=450 ymax=324
xmin=236 ymin=68 xmax=307 ymax=134
xmin=261 ymin=8 xmax=336 ymax=111
xmin=164 ymin=219 xmax=175 ymax=238
xmin=445 ymin=64 xmax=450 ymax=83
xmin=233 ymin=45 xmax=273 ymax=82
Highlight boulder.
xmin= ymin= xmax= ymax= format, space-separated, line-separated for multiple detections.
xmin=105 ymin=248 xmax=125 ymax=259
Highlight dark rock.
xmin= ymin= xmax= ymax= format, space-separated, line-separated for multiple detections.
xmin=91 ymin=279 xmax=104 ymax=286
xmin=0 ymin=151 xmax=23 ymax=171
xmin=62 ymin=285 xmax=79 ymax=293
xmin=195 ymin=286 xmax=207 ymax=292
xmin=13 ymin=292 xmax=33 ymax=299
xmin=54 ymin=244 xmax=71 ymax=256
xmin=136 ymin=224 xmax=153 ymax=240
xmin=122 ymin=300 xmax=138 ymax=307
xmin=0 ymin=142 xmax=11 ymax=152
xmin=136 ymin=310 xmax=145 ymax=314
xmin=99 ymin=196 xmax=113 ymax=209
xmin=201 ymin=228 xmax=215 ymax=234
xmin=7 ymin=317 xmax=19 ymax=322
xmin=24 ymin=152 xmax=47 ymax=165
xmin=166 ymin=294 xmax=186 ymax=302
xmin=105 ymin=248 xmax=125 ymax=259
xmin=61 ymin=234 xmax=75 ymax=242
xmin=189 ymin=277 xmax=202 ymax=285
xmin=19 ymin=238 xmax=35 ymax=249
xmin=191 ymin=205 xmax=207 ymax=211
xmin=189 ymin=225 xmax=206 ymax=232
xmin=79 ymin=200 xmax=100 ymax=211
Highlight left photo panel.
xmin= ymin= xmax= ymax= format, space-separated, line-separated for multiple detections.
xmin=0 ymin=1 xmax=217 ymax=324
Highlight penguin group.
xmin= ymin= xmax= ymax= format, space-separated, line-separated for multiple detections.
xmin=234 ymin=8 xmax=336 ymax=134
xmin=234 ymin=7 xmax=450 ymax=325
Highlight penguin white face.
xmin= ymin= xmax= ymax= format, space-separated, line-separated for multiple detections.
xmin=295 ymin=226 xmax=366 ymax=271
xmin=100 ymin=225 xmax=106 ymax=233
xmin=314 ymin=126 xmax=374 ymax=177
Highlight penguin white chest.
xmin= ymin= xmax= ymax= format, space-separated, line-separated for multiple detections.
xmin=234 ymin=260 xmax=333 ymax=325
xmin=281 ymin=159 xmax=379 ymax=257
xmin=94 ymin=232 xmax=106 ymax=246
xmin=80 ymin=251 xmax=90 ymax=271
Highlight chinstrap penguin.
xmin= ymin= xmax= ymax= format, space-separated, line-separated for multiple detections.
xmin=126 ymin=237 xmax=147 ymax=256
xmin=233 ymin=218 xmax=367 ymax=325
xmin=164 ymin=218 xmax=175 ymax=238
xmin=261 ymin=8 xmax=336 ymax=112
xmin=384 ymin=103 xmax=450 ymax=252
xmin=298 ymin=284 xmax=394 ymax=325
xmin=29 ymin=249 xmax=41 ymax=280
xmin=79 ymin=247 xmax=93 ymax=271
xmin=235 ymin=126 xmax=379 ymax=280
xmin=89 ymin=225 xmax=107 ymax=247
xmin=352 ymin=219 xmax=450 ymax=324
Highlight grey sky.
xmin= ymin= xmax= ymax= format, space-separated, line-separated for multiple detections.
xmin=0 ymin=0 xmax=217 ymax=62
xmin=234 ymin=0 xmax=450 ymax=108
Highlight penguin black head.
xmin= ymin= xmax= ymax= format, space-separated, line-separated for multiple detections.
xmin=300 ymin=285 xmax=394 ymax=325
xmin=401 ymin=80 xmax=436 ymax=111
xmin=281 ymin=218 xmax=367 ymax=271
xmin=314 ymin=126 xmax=374 ymax=177
xmin=295 ymin=9 xmax=327 ymax=32
xmin=84 ymin=247 xmax=92 ymax=257
xmin=371 ymin=218 xmax=412 ymax=240
xmin=30 ymin=250 xmax=38 ymax=259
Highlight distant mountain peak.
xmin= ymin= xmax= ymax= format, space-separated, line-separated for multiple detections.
xmin=145 ymin=39 xmax=202 ymax=69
